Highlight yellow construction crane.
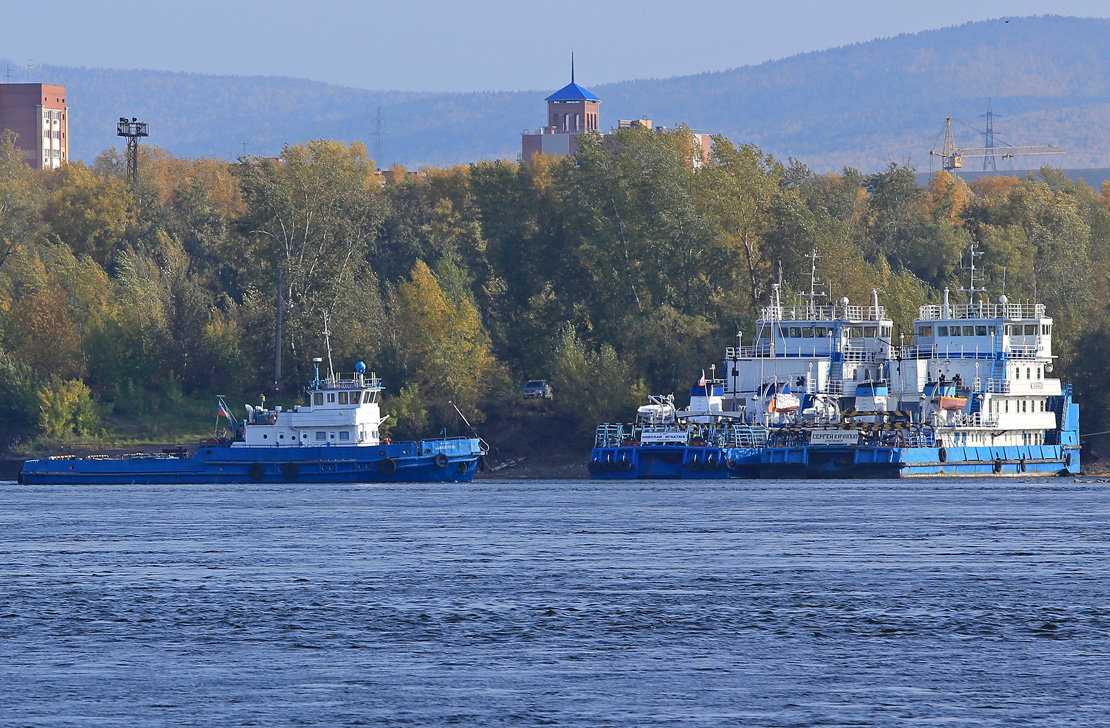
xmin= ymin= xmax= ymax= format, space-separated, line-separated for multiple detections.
xmin=929 ymin=116 xmax=1063 ymax=171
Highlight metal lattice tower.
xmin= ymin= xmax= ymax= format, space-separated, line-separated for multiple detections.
xmin=981 ymin=98 xmax=997 ymax=171
xmin=372 ymin=106 xmax=386 ymax=163
xmin=116 ymin=117 xmax=149 ymax=184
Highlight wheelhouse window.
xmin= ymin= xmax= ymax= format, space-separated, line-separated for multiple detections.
xmin=313 ymin=392 xmax=323 ymax=406
xmin=338 ymin=391 xmax=348 ymax=404
xmin=938 ymin=326 xmax=948 ymax=336
xmin=864 ymin=326 xmax=877 ymax=338
xmin=315 ymin=431 xmax=326 ymax=441
xmin=975 ymin=326 xmax=987 ymax=336
xmin=917 ymin=326 xmax=933 ymax=337
xmin=339 ymin=431 xmax=351 ymax=441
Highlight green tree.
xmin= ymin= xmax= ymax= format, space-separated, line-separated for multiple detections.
xmin=394 ymin=259 xmax=495 ymax=419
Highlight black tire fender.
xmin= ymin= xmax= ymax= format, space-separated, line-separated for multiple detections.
xmin=588 ymin=458 xmax=603 ymax=474
xmin=705 ymin=456 xmax=719 ymax=472
xmin=938 ymin=446 xmax=948 ymax=463
xmin=380 ymin=458 xmax=397 ymax=476
xmin=434 ymin=453 xmax=449 ymax=468
xmin=618 ymin=457 xmax=633 ymax=472
xmin=283 ymin=462 xmax=299 ymax=479
xmin=249 ymin=463 xmax=265 ymax=481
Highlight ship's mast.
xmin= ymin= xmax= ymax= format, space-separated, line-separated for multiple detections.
xmin=804 ymin=249 xmax=826 ymax=318
xmin=959 ymin=242 xmax=986 ymax=307
xmin=322 ymin=311 xmax=335 ymax=382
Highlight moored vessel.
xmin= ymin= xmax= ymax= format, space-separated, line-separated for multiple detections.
xmin=589 ymin=246 xmax=1080 ymax=479
xmin=20 ymin=358 xmax=486 ymax=485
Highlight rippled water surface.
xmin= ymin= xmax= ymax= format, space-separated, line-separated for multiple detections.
xmin=3 ymin=478 xmax=1110 ymax=726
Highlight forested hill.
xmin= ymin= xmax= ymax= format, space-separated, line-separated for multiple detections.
xmin=11 ymin=15 xmax=1110 ymax=171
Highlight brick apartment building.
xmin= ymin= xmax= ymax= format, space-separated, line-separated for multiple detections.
xmin=0 ymin=83 xmax=68 ymax=169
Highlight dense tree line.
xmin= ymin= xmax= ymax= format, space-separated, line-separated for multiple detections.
xmin=1 ymin=126 xmax=1108 ymax=449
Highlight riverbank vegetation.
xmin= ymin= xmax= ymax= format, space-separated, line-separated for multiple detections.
xmin=2 ymin=127 xmax=1108 ymax=454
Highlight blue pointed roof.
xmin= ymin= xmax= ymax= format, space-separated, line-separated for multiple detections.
xmin=545 ymin=82 xmax=601 ymax=102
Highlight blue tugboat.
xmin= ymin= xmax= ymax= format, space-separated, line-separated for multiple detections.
xmin=19 ymin=357 xmax=486 ymax=485
xmin=590 ymin=246 xmax=1080 ymax=478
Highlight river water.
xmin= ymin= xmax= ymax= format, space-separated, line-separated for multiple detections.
xmin=2 ymin=478 xmax=1109 ymax=727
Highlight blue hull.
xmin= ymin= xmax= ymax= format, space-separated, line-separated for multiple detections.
xmin=19 ymin=438 xmax=483 ymax=485
xmin=589 ymin=446 xmax=761 ymax=479
xmin=759 ymin=444 xmax=1080 ymax=478
xmin=589 ymin=444 xmax=1079 ymax=480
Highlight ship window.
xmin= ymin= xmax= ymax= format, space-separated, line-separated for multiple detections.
xmin=314 ymin=392 xmax=323 ymax=406
xmin=938 ymin=326 xmax=948 ymax=336
xmin=350 ymin=391 xmax=361 ymax=404
xmin=864 ymin=326 xmax=877 ymax=337
xmin=950 ymin=326 xmax=961 ymax=337
xmin=918 ymin=326 xmax=933 ymax=337
xmin=815 ymin=327 xmax=827 ymax=338
xmin=850 ymin=327 xmax=863 ymax=337
xmin=327 ymin=393 xmax=335 ymax=403
xmin=1027 ymin=367 xmax=1031 ymax=379
xmin=316 ymin=431 xmax=326 ymax=440
xmin=802 ymin=327 xmax=814 ymax=338
xmin=338 ymin=391 xmax=348 ymax=404
xmin=1022 ymin=400 xmax=1027 ymax=412
xmin=789 ymin=327 xmax=801 ymax=338
xmin=340 ymin=431 xmax=350 ymax=440
xmin=961 ymin=326 xmax=973 ymax=336
xmin=882 ymin=325 xmax=892 ymax=337
xmin=1043 ymin=324 xmax=1050 ymax=335
xmin=1025 ymin=325 xmax=1037 ymax=336
xmin=976 ymin=326 xmax=987 ymax=336
xmin=758 ymin=326 xmax=770 ymax=339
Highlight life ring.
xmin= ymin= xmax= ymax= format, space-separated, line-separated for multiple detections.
xmin=618 ymin=457 xmax=633 ymax=472
xmin=283 ymin=462 xmax=299 ymax=479
xmin=381 ymin=438 xmax=391 ymax=445
xmin=993 ymin=458 xmax=1003 ymax=474
xmin=380 ymin=458 xmax=397 ymax=476
xmin=588 ymin=458 xmax=603 ymax=474
xmin=249 ymin=463 xmax=265 ymax=481
xmin=705 ymin=456 xmax=719 ymax=472
xmin=434 ymin=453 xmax=449 ymax=468
xmin=938 ymin=446 xmax=947 ymax=463
xmin=268 ymin=413 xmax=278 ymax=425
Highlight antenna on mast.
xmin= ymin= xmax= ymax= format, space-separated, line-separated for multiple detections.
xmin=959 ymin=242 xmax=986 ymax=305
xmin=322 ymin=311 xmax=335 ymax=381
xmin=804 ymin=249 xmax=826 ymax=318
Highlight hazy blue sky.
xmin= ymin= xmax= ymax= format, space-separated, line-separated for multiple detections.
xmin=2 ymin=0 xmax=1108 ymax=92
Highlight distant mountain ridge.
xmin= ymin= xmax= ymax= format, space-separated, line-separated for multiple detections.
xmin=9 ymin=14 xmax=1110 ymax=172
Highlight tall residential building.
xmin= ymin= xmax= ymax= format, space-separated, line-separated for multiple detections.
xmin=0 ymin=83 xmax=69 ymax=169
